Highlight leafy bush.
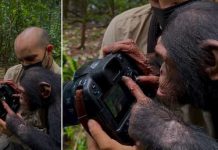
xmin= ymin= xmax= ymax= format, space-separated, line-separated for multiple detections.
xmin=63 ymin=52 xmax=78 ymax=81
xmin=0 ymin=0 xmax=61 ymax=67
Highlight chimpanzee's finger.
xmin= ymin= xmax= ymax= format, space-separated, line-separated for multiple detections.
xmin=115 ymin=39 xmax=135 ymax=45
xmin=16 ymin=112 xmax=22 ymax=119
xmin=102 ymin=39 xmax=138 ymax=55
xmin=2 ymin=101 xmax=15 ymax=115
xmin=0 ymin=118 xmax=6 ymax=129
xmin=12 ymin=94 xmax=20 ymax=97
xmin=12 ymin=94 xmax=21 ymax=100
xmin=0 ymin=80 xmax=18 ymax=91
xmin=103 ymin=43 xmax=133 ymax=56
xmin=122 ymin=76 xmax=150 ymax=104
xmin=136 ymin=75 xmax=159 ymax=85
xmin=0 ymin=80 xmax=13 ymax=84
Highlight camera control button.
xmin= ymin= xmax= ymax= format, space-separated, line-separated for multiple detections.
xmin=83 ymin=79 xmax=87 ymax=85
xmin=79 ymin=80 xmax=84 ymax=85
xmin=92 ymin=84 xmax=96 ymax=89
xmin=93 ymin=90 xmax=100 ymax=96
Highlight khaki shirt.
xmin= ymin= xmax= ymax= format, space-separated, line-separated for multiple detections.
xmin=4 ymin=60 xmax=61 ymax=82
xmin=1 ymin=60 xmax=60 ymax=149
xmin=101 ymin=4 xmax=215 ymax=138
xmin=100 ymin=4 xmax=152 ymax=56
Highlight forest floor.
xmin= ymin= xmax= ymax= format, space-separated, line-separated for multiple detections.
xmin=63 ymin=23 xmax=106 ymax=65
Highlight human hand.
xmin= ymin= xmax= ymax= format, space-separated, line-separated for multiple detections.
xmin=88 ymin=119 xmax=136 ymax=150
xmin=75 ymin=88 xmax=136 ymax=150
xmin=102 ymin=39 xmax=151 ymax=75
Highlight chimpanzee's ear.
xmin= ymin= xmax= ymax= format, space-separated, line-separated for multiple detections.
xmin=201 ymin=39 xmax=218 ymax=80
xmin=39 ymin=82 xmax=51 ymax=99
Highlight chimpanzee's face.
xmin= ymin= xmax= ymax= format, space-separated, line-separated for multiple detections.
xmin=17 ymin=84 xmax=29 ymax=111
xmin=19 ymin=78 xmax=52 ymax=111
xmin=155 ymin=38 xmax=186 ymax=106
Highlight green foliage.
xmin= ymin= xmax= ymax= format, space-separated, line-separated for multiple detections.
xmin=0 ymin=0 xmax=61 ymax=67
xmin=63 ymin=29 xmax=89 ymax=150
xmin=68 ymin=0 xmax=149 ymax=26
xmin=63 ymin=51 xmax=78 ymax=81
xmin=64 ymin=126 xmax=87 ymax=150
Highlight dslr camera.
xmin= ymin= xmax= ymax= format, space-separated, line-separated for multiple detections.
xmin=64 ymin=53 xmax=147 ymax=144
xmin=0 ymin=83 xmax=20 ymax=120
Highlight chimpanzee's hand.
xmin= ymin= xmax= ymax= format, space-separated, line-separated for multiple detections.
xmin=0 ymin=101 xmax=24 ymax=135
xmin=0 ymin=80 xmax=20 ymax=92
xmin=122 ymin=76 xmax=154 ymax=148
xmin=122 ymin=76 xmax=151 ymax=106
xmin=136 ymin=75 xmax=159 ymax=94
xmin=102 ymin=39 xmax=151 ymax=75
xmin=123 ymin=76 xmax=186 ymax=149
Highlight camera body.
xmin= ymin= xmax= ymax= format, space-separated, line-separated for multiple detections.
xmin=64 ymin=53 xmax=144 ymax=144
xmin=0 ymin=83 xmax=20 ymax=120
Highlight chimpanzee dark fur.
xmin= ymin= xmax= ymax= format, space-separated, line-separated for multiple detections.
xmin=129 ymin=2 xmax=218 ymax=149
xmin=6 ymin=67 xmax=61 ymax=150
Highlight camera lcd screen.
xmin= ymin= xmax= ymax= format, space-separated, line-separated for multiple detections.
xmin=104 ymin=84 xmax=130 ymax=119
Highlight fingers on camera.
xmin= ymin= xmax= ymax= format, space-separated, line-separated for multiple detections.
xmin=136 ymin=76 xmax=159 ymax=85
xmin=122 ymin=76 xmax=148 ymax=103
xmin=2 ymin=101 xmax=15 ymax=115
xmin=102 ymin=39 xmax=136 ymax=56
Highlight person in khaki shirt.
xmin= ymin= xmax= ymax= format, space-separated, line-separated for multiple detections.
xmin=4 ymin=27 xmax=61 ymax=82
xmin=101 ymin=0 xmax=218 ymax=55
xmin=86 ymin=0 xmax=216 ymax=149
xmin=100 ymin=4 xmax=152 ymax=56
xmin=1 ymin=27 xmax=60 ymax=150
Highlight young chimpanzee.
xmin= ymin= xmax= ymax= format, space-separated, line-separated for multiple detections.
xmin=123 ymin=1 xmax=218 ymax=149
xmin=0 ymin=67 xmax=61 ymax=150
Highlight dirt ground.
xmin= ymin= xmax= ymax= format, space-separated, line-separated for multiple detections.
xmin=63 ymin=23 xmax=106 ymax=65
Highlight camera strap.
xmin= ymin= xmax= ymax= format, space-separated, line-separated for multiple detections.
xmin=75 ymin=90 xmax=90 ymax=133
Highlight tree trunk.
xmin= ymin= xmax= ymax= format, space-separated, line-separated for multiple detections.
xmin=63 ymin=0 xmax=69 ymax=19
xmin=75 ymin=0 xmax=88 ymax=49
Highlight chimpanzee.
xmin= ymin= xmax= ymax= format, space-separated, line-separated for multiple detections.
xmin=0 ymin=67 xmax=61 ymax=150
xmin=123 ymin=1 xmax=218 ymax=149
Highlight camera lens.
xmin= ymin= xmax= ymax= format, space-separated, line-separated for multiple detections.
xmin=63 ymin=81 xmax=79 ymax=126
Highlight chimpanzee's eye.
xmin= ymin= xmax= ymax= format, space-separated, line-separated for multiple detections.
xmin=155 ymin=53 xmax=163 ymax=68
